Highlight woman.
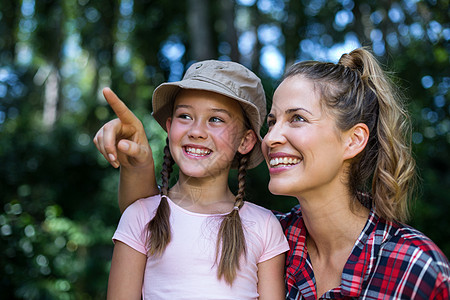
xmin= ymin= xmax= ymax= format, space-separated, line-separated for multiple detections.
xmin=264 ymin=48 xmax=450 ymax=299
xmin=95 ymin=48 xmax=450 ymax=299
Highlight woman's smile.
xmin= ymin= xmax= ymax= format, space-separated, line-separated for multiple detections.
xmin=267 ymin=152 xmax=302 ymax=174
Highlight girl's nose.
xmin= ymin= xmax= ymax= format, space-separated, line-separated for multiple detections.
xmin=188 ymin=120 xmax=208 ymax=139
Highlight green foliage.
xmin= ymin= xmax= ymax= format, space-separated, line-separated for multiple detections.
xmin=0 ymin=0 xmax=449 ymax=298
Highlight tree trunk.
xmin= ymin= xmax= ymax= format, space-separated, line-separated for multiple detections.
xmin=43 ymin=67 xmax=60 ymax=129
xmin=221 ymin=0 xmax=239 ymax=61
xmin=187 ymin=0 xmax=214 ymax=60
xmin=1 ymin=0 xmax=20 ymax=64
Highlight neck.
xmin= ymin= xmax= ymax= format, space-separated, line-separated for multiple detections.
xmin=168 ymin=172 xmax=236 ymax=213
xmin=298 ymin=189 xmax=369 ymax=256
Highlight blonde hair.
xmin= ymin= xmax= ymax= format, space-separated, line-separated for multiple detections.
xmin=146 ymin=138 xmax=174 ymax=257
xmin=147 ymin=122 xmax=252 ymax=285
xmin=284 ymin=47 xmax=416 ymax=222
xmin=215 ymin=154 xmax=248 ymax=284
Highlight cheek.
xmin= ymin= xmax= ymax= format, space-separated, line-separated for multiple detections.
xmin=167 ymin=127 xmax=184 ymax=153
xmin=168 ymin=122 xmax=185 ymax=139
xmin=217 ymin=126 xmax=241 ymax=146
xmin=167 ymin=127 xmax=176 ymax=143
xmin=261 ymin=141 xmax=269 ymax=159
xmin=167 ymin=132 xmax=176 ymax=153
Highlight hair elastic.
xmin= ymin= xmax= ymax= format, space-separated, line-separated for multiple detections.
xmin=233 ymin=206 xmax=239 ymax=211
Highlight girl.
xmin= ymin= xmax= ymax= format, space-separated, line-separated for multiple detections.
xmin=97 ymin=60 xmax=289 ymax=300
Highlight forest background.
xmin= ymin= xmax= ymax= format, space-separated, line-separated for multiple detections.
xmin=0 ymin=0 xmax=449 ymax=299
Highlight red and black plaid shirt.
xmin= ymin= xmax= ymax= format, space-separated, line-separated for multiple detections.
xmin=275 ymin=205 xmax=450 ymax=299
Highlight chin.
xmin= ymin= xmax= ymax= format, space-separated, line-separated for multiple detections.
xmin=268 ymin=180 xmax=296 ymax=197
xmin=182 ymin=169 xmax=209 ymax=178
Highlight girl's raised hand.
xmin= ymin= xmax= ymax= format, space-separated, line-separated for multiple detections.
xmin=93 ymin=88 xmax=154 ymax=171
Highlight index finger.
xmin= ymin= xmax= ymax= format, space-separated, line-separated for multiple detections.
xmin=103 ymin=87 xmax=139 ymax=125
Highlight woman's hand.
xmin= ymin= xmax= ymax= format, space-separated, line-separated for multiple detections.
xmin=93 ymin=88 xmax=159 ymax=212
xmin=93 ymin=87 xmax=153 ymax=171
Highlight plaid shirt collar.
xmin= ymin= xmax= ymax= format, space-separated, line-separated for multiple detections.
xmin=278 ymin=206 xmax=381 ymax=299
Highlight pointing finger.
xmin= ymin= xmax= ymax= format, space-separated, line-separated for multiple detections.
xmin=102 ymin=87 xmax=139 ymax=126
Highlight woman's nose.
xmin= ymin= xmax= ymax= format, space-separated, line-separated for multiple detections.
xmin=263 ymin=123 xmax=287 ymax=148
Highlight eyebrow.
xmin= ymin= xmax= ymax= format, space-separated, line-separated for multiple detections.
xmin=267 ymin=107 xmax=312 ymax=118
xmin=174 ymin=104 xmax=192 ymax=110
xmin=286 ymin=107 xmax=313 ymax=115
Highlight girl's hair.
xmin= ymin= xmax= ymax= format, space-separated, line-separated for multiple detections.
xmin=283 ymin=47 xmax=416 ymax=222
xmin=147 ymin=120 xmax=251 ymax=285
xmin=215 ymin=153 xmax=248 ymax=285
xmin=147 ymin=138 xmax=174 ymax=256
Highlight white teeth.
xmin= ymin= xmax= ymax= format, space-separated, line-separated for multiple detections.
xmin=269 ymin=157 xmax=301 ymax=167
xmin=186 ymin=147 xmax=211 ymax=156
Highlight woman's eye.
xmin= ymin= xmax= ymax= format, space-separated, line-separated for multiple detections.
xmin=267 ymin=119 xmax=276 ymax=127
xmin=292 ymin=114 xmax=306 ymax=123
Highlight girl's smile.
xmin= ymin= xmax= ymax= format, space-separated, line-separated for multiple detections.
xmin=183 ymin=145 xmax=212 ymax=158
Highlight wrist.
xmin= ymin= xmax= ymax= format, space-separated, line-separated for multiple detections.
xmin=120 ymin=160 xmax=155 ymax=175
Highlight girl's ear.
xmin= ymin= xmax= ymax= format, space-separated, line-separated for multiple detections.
xmin=238 ymin=130 xmax=257 ymax=155
xmin=165 ymin=117 xmax=172 ymax=133
xmin=343 ymin=123 xmax=369 ymax=160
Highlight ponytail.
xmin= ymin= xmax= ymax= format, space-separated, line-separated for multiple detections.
xmin=340 ymin=48 xmax=416 ymax=222
xmin=215 ymin=154 xmax=248 ymax=285
xmin=147 ymin=138 xmax=174 ymax=256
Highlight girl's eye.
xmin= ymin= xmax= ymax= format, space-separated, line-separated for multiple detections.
xmin=177 ymin=113 xmax=192 ymax=120
xmin=209 ymin=116 xmax=224 ymax=123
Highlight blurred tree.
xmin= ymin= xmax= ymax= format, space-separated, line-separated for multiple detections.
xmin=0 ymin=0 xmax=19 ymax=64
xmin=187 ymin=0 xmax=214 ymax=59
xmin=0 ymin=0 xmax=448 ymax=298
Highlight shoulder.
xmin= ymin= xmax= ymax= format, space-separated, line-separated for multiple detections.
xmin=373 ymin=218 xmax=450 ymax=285
xmin=242 ymin=201 xmax=273 ymax=215
xmin=241 ymin=202 xmax=289 ymax=258
xmin=241 ymin=202 xmax=278 ymax=223
xmin=380 ymin=220 xmax=449 ymax=265
xmin=113 ymin=196 xmax=164 ymax=255
xmin=241 ymin=201 xmax=284 ymax=230
xmin=122 ymin=195 xmax=162 ymax=220
xmin=272 ymin=205 xmax=303 ymax=230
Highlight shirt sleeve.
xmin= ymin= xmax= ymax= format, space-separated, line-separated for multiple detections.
xmin=112 ymin=200 xmax=149 ymax=255
xmin=258 ymin=211 xmax=290 ymax=263
xmin=432 ymin=272 xmax=450 ymax=300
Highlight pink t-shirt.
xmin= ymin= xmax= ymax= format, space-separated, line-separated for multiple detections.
xmin=112 ymin=195 xmax=289 ymax=300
